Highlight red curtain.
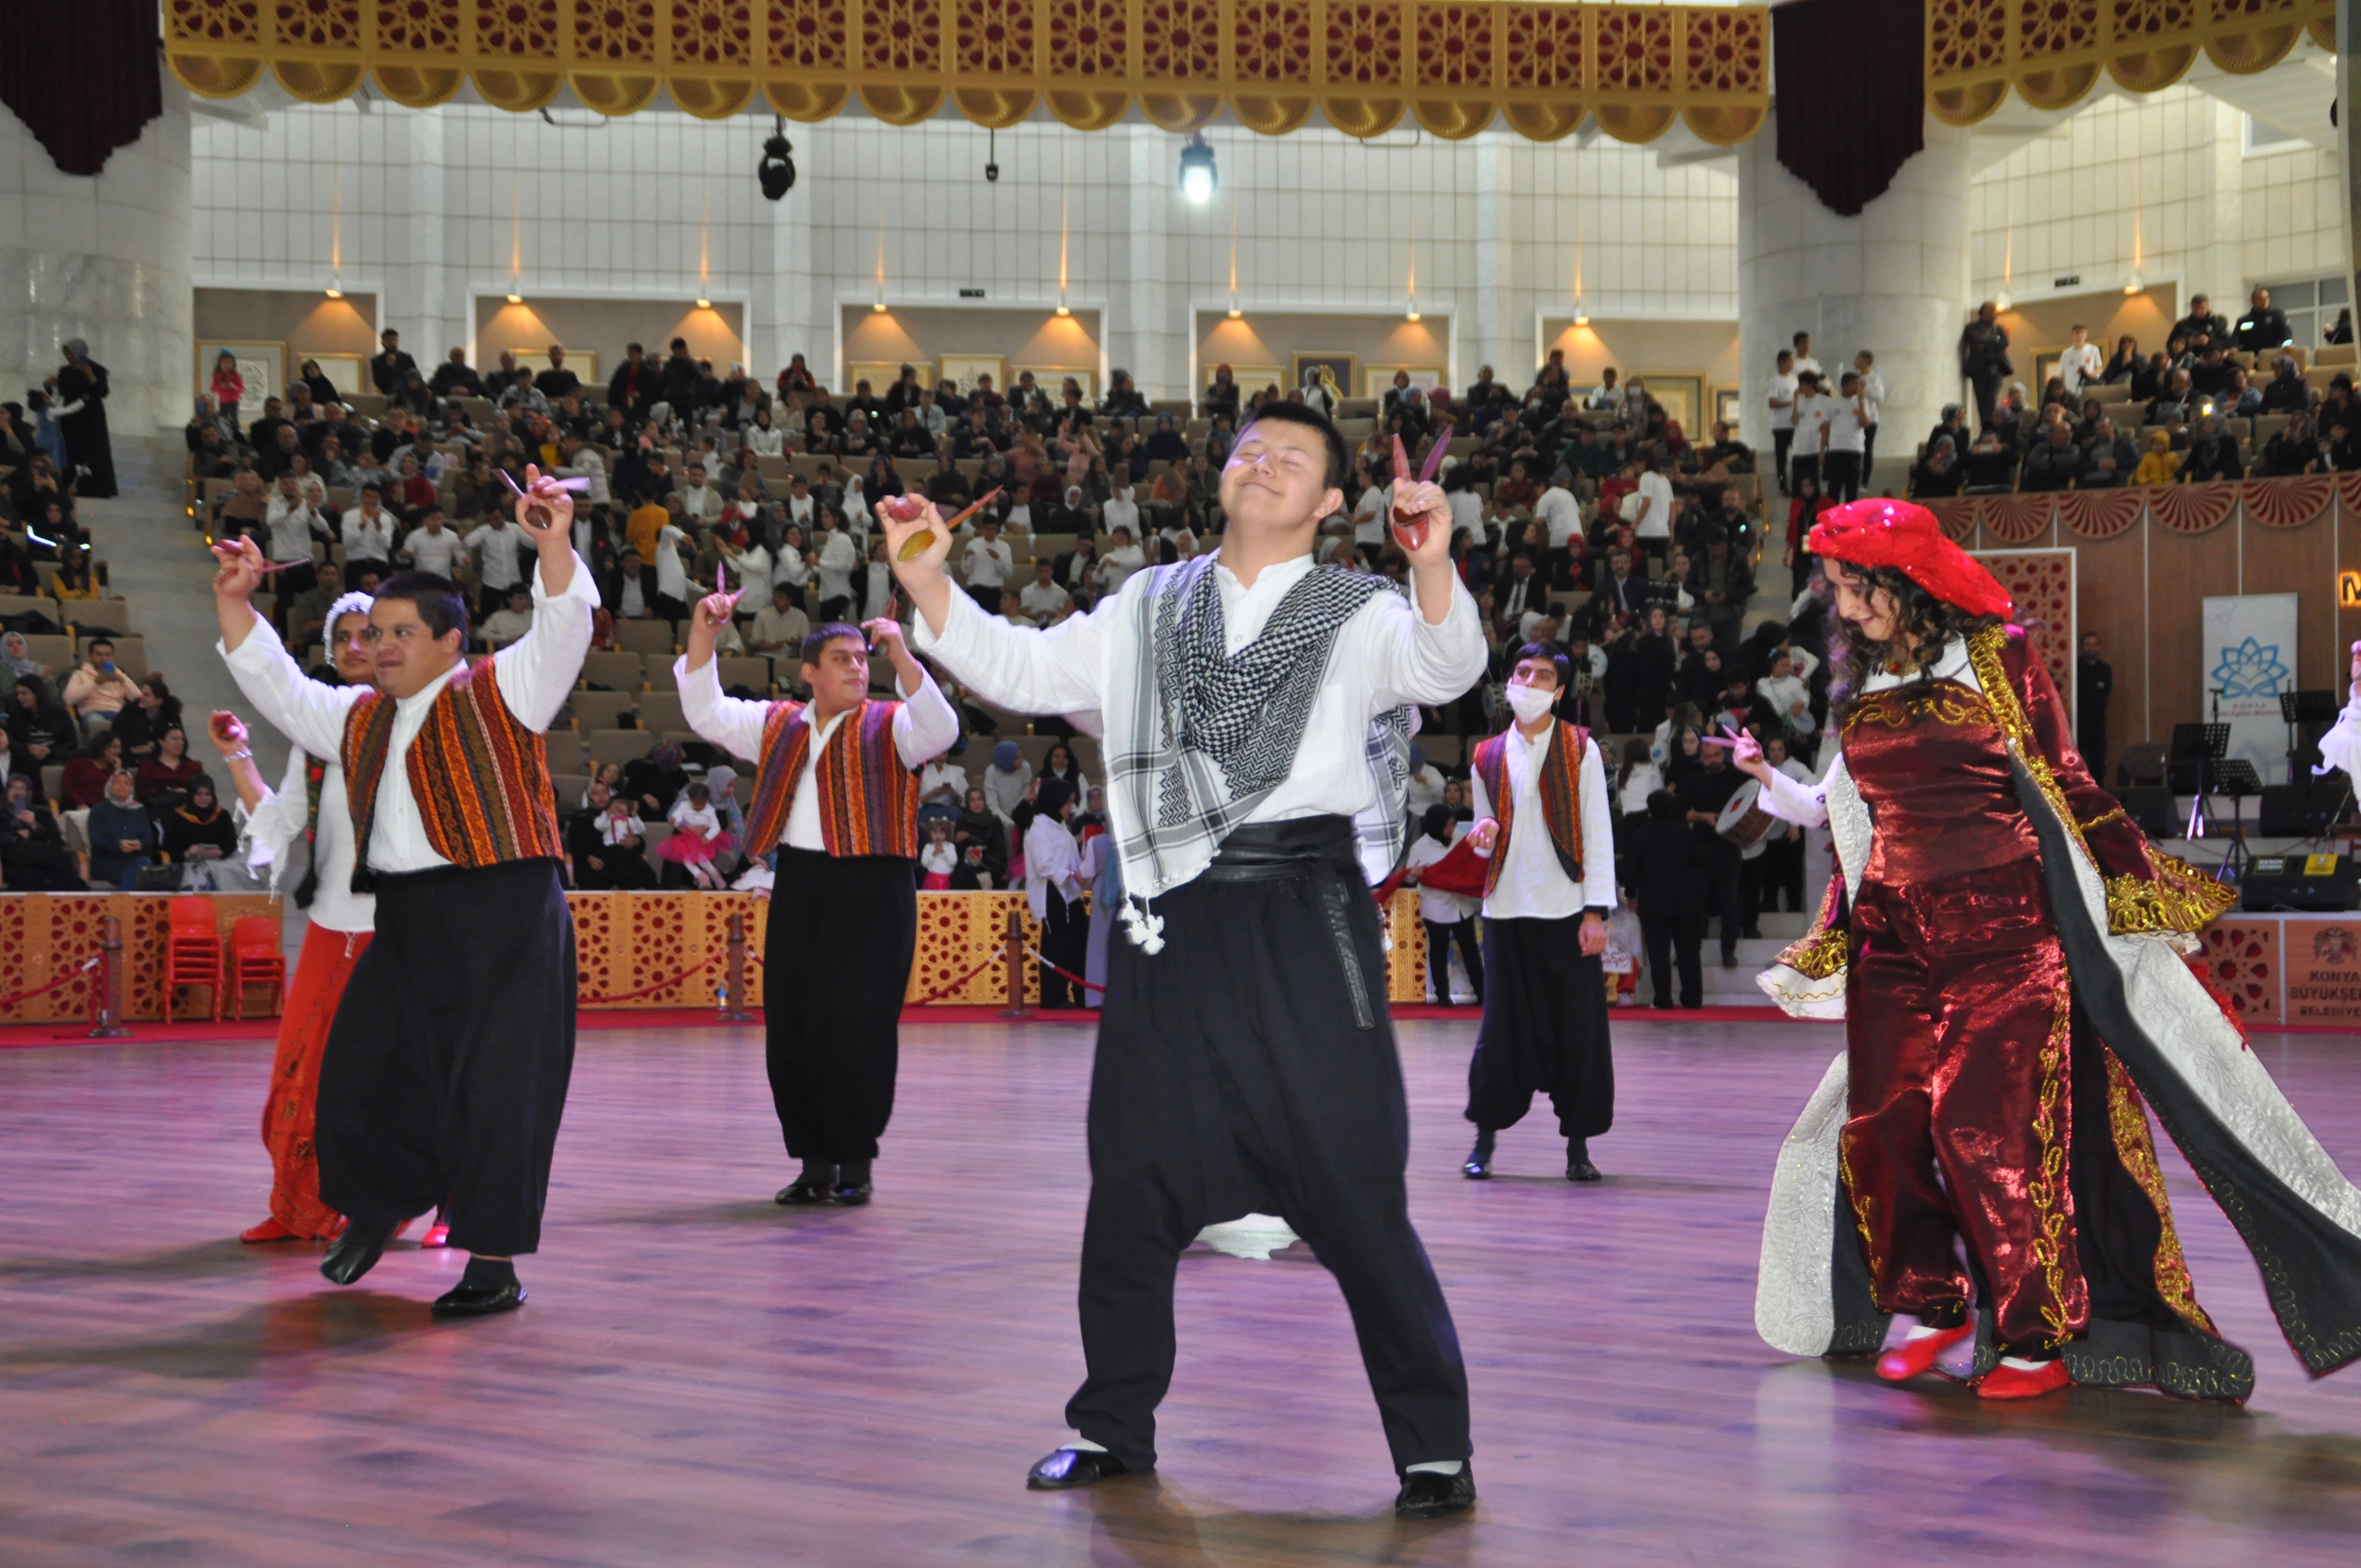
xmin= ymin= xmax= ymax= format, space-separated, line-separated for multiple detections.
xmin=0 ymin=0 xmax=162 ymax=177
xmin=1771 ymin=0 xmax=1924 ymax=218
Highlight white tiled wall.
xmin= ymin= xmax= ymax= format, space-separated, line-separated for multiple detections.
xmin=188 ymin=80 xmax=2346 ymax=399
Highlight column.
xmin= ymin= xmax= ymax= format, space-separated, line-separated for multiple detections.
xmin=1468 ymin=132 xmax=1508 ymax=393
xmin=1737 ymin=109 xmax=1973 ymax=486
xmin=0 ymin=83 xmax=194 ymax=435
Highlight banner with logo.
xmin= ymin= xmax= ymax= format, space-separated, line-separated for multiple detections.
xmin=2200 ymin=593 xmax=2297 ymax=787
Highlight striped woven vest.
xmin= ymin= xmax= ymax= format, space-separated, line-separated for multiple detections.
xmin=740 ymin=698 xmax=920 ymax=861
xmin=340 ymin=657 xmax=564 ymax=892
xmin=1471 ymin=721 xmax=1587 ymax=899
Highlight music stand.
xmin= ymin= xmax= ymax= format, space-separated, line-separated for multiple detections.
xmin=2210 ymin=758 xmax=2263 ymax=876
xmin=2168 ymin=721 xmax=2229 ymax=839
xmin=2280 ymin=689 xmax=2342 ymax=782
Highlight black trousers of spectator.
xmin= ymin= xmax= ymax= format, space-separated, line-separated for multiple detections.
xmin=1069 ymin=819 xmax=1469 ymax=1475
xmin=1862 ymin=421 xmax=1880 ymax=471
xmin=2079 ymin=720 xmax=2108 ymax=788
xmin=1971 ymin=370 xmax=2004 ymax=430
xmin=574 ymin=843 xmax=655 ymax=890
xmin=965 ymin=583 xmax=1002 ymax=616
xmin=1772 ymin=429 xmax=1794 ymax=492
xmin=1823 ymin=449 xmax=1862 ymax=504
xmin=1760 ymin=832 xmax=1807 ymax=914
xmin=1700 ymin=839 xmax=1744 ymax=960
xmin=1790 ymin=547 xmax=1817 ymax=600
xmin=1424 ymin=917 xmax=1484 ymax=1005
xmin=652 ymin=592 xmax=689 ymax=632
xmin=271 ymin=562 xmax=316 ymax=633
xmin=317 ymin=858 xmax=576 ymax=1256
xmin=1788 ymin=452 xmax=1821 ymax=498
xmin=1739 ymin=852 xmax=1767 ymax=937
xmin=1038 ymin=887 xmax=1088 ymax=1008
xmin=765 ymin=847 xmax=917 ymax=1164
xmin=1639 ymin=911 xmax=1705 ymax=1008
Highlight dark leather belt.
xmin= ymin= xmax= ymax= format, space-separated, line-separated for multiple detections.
xmin=1200 ymin=816 xmax=1375 ymax=1028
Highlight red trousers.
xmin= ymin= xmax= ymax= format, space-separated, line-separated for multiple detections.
xmin=260 ymin=923 xmax=372 ymax=1239
xmin=1843 ymin=858 xmax=2087 ymax=1348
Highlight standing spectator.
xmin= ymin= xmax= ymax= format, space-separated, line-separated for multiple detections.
xmin=2172 ymin=295 xmax=2224 ymax=355
xmin=2059 ymin=325 xmax=2103 ymax=398
xmin=1959 ymin=301 xmax=2012 ymax=430
xmin=340 ymin=484 xmax=396 ymax=575
xmin=1786 ymin=473 xmax=1832 ymax=598
xmin=1675 ymin=735 xmax=1747 ymax=970
xmin=608 ymin=342 xmax=658 ymax=422
xmin=1853 ymin=351 xmax=1886 ymax=471
xmin=210 ymin=350 xmax=246 ymax=435
xmin=56 ymin=339 xmax=116 ymax=497
xmin=1821 ymin=372 xmax=1871 ymax=503
xmin=1762 ymin=349 xmax=1798 ymax=496
xmin=1790 ymin=330 xmax=1824 ymax=385
xmin=368 ymin=328 xmax=417 ymax=396
xmin=2077 ymin=632 xmax=2113 ymax=784
xmin=1687 ymin=534 xmax=1753 ymax=649
xmin=1627 ymin=455 xmax=1674 ymax=563
xmin=1753 ymin=736 xmax=1811 ymax=916
xmin=960 ymin=515 xmax=1015 ymax=613
xmin=464 ymin=508 xmax=532 ymax=619
xmin=398 ymin=507 xmax=466 ymax=577
xmin=1405 ymin=805 xmax=1481 ymax=1005
xmin=1788 ymin=374 xmax=1827 ymax=496
xmin=1620 ymin=791 xmax=1704 ymax=1009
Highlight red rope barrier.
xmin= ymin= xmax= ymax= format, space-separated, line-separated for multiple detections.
xmin=578 ymin=949 xmax=726 ymax=1006
xmin=907 ymin=951 xmax=1003 ymax=1006
xmin=1021 ymin=945 xmax=1097 ymax=992
xmin=0 ymin=957 xmax=100 ymax=1012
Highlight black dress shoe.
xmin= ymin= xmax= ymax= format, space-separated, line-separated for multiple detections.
xmin=1026 ymin=1447 xmax=1138 ymax=1490
xmin=431 ymin=1278 xmax=526 ymax=1317
xmin=830 ymin=1179 xmax=873 ymax=1205
xmin=319 ymin=1218 xmax=396 ymax=1285
xmin=1394 ymin=1463 xmax=1476 ymax=1519
xmin=1461 ymin=1144 xmax=1492 ymax=1180
xmin=774 ymin=1180 xmax=832 ymax=1205
xmin=1566 ymin=1158 xmax=1604 ymax=1183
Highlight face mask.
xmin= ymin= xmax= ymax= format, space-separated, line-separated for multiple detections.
xmin=1506 ymin=682 xmax=1557 ymax=724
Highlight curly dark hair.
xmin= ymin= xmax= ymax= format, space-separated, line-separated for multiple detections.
xmin=1821 ymin=559 xmax=2008 ymax=724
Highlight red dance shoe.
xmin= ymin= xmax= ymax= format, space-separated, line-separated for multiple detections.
xmin=1977 ymin=1359 xmax=2071 ymax=1401
xmin=1875 ymin=1322 xmax=1973 ymax=1382
xmin=418 ymin=1222 xmax=450 ymax=1249
xmin=241 ymin=1217 xmax=300 ymax=1243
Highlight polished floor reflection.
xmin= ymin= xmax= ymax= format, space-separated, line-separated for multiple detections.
xmin=3 ymin=1018 xmax=2360 ymax=1566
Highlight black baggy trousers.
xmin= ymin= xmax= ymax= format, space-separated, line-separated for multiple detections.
xmin=765 ymin=846 xmax=918 ymax=1164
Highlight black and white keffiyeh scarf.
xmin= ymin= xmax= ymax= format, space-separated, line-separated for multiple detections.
xmin=1108 ymin=554 xmax=1413 ymax=949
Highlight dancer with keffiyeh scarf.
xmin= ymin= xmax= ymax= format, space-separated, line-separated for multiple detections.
xmin=882 ymin=400 xmax=1488 ymax=1521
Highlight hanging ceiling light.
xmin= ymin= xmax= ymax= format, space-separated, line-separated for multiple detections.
xmin=758 ymin=117 xmax=797 ymax=202
xmin=1178 ymin=135 xmax=1216 ymax=205
xmin=506 ymin=292 xmax=523 ymax=304
xmin=324 ymin=285 xmax=344 ymax=300
xmin=695 ymin=297 xmax=711 ymax=309
xmin=2124 ymin=272 xmax=2146 ymax=295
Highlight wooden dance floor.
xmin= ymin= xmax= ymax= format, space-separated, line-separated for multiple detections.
xmin=6 ymin=1017 xmax=2361 ymax=1566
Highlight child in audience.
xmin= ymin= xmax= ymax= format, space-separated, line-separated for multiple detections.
xmin=659 ymin=780 xmax=733 ymax=889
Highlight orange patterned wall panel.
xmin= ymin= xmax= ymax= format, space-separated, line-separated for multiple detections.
xmin=0 ymin=895 xmax=280 ymax=1026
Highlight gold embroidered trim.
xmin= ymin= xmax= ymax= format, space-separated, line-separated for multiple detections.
xmin=2103 ymin=1049 xmax=2218 ymax=1337
xmin=2079 ymin=804 xmax=2129 ymax=834
xmin=1838 ymin=1126 xmax=1882 ymax=1295
xmin=1965 ymin=625 xmax=2091 ymax=868
xmin=2107 ymin=853 xmax=2239 ymax=937
xmin=1774 ymin=874 xmax=1850 ymax=981
xmin=1841 ymin=681 xmax=1996 ymax=736
xmin=2025 ymin=970 xmax=2076 ymax=1344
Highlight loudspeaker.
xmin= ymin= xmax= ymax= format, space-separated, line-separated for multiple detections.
xmin=2260 ymin=782 xmax=2344 ymax=837
xmin=2114 ymin=786 xmax=2179 ymax=840
xmin=2240 ymin=853 xmax=2361 ymax=912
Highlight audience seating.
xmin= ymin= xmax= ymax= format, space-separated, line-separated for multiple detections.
xmin=714 ymin=656 xmax=773 ymax=693
xmin=564 ymin=689 xmax=637 ymax=731
xmin=613 ymin=620 xmax=676 ymax=657
xmin=637 ymin=691 xmax=687 ymax=732
xmin=579 ymin=650 xmax=645 ymax=691
xmin=587 ymin=729 xmax=659 ymax=767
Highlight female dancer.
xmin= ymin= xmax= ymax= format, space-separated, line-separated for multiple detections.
xmin=210 ymin=592 xmax=383 ymax=1245
xmin=1736 ymin=498 xmax=2361 ymax=1402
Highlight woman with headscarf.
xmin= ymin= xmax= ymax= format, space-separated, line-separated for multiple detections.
xmin=55 ymin=339 xmax=116 ymax=497
xmin=0 ymin=771 xmax=79 ymax=888
xmin=704 ymin=764 xmax=747 ymax=876
xmin=1907 ymin=436 xmax=1964 ymax=500
xmin=9 ymin=673 xmax=72 ymax=781
xmin=1404 ymin=803 xmax=1482 ymax=1007
xmin=2 ymin=631 xmax=50 ymax=692
xmin=86 ymin=769 xmax=154 ymax=888
xmin=160 ymin=774 xmax=241 ymax=885
xmin=2183 ymin=413 xmax=2246 ymax=483
xmin=955 ymin=784 xmax=1008 ymax=885
xmin=983 ymin=737 xmax=1032 ymax=829
xmin=2260 ymin=355 xmax=2309 ymax=414
xmin=1742 ymin=497 xmax=2361 ymax=1403
xmin=1025 ymin=777 xmax=1091 ymax=1008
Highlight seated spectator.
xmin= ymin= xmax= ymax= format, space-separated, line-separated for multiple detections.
xmin=2259 ymin=412 xmax=2324 ymax=477
xmin=2078 ymin=418 xmax=2137 ymax=487
xmin=747 ymin=583 xmax=810 ymax=659
xmin=47 ymin=542 xmax=99 ymax=604
xmin=159 ymin=775 xmax=239 ymax=876
xmin=0 ymin=771 xmax=79 ymax=889
xmin=2222 ymin=368 xmax=2261 ymax=417
xmin=133 ymin=723 xmax=201 ymax=807
xmin=86 ymin=769 xmax=155 ymax=889
xmin=431 ymin=347 xmax=483 ymax=399
xmin=2144 ymin=369 xmax=2195 ymax=428
xmin=2259 ymin=355 xmax=2309 ymax=414
xmin=2182 ymin=415 xmax=2246 ymax=483
xmin=61 ymin=638 xmax=140 ymax=737
xmin=61 ymin=731 xmax=123 ymax=809
xmin=568 ymin=781 xmax=656 ymax=890
xmin=2188 ymin=345 xmax=2237 ymax=401
xmin=2133 ymin=431 xmax=2182 ymax=486
xmin=2020 ymin=422 xmax=2084 ymax=491
xmin=480 ymin=586 xmax=536 ymax=649
xmin=1757 ymin=651 xmax=1816 ymax=744
xmin=1906 ymin=437 xmax=1962 ymax=499
xmin=1961 ymin=429 xmax=2019 ymax=493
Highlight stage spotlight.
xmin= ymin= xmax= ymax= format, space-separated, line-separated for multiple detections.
xmin=1179 ymin=135 xmax=1216 ymax=205
xmin=759 ymin=117 xmax=797 ymax=202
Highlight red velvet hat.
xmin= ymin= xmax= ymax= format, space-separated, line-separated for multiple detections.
xmin=1805 ymin=498 xmax=2014 ymax=619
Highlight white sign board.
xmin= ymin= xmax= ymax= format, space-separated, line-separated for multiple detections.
xmin=2201 ymin=592 xmax=2298 ymax=786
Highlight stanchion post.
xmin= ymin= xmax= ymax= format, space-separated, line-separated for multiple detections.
xmin=717 ymin=911 xmax=758 ymax=1022
xmin=88 ymin=914 xmax=130 ymax=1039
xmin=999 ymin=907 xmax=1031 ymax=1019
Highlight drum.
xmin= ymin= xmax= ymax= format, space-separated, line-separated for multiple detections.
xmin=1715 ymin=779 xmax=1776 ymax=857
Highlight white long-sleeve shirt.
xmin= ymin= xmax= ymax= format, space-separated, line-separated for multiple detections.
xmin=816 ymin=530 xmax=861 ymax=602
xmin=1469 ymin=723 xmax=1618 ymax=919
xmin=911 ymin=552 xmax=1486 ymax=892
xmin=674 ymin=653 xmax=958 ymax=852
xmin=1406 ymin=826 xmax=1475 ymax=922
xmin=220 ymin=555 xmax=597 ymax=876
xmin=2319 ymin=698 xmax=2361 ymax=793
xmin=242 ymin=743 xmax=374 ymax=934
xmin=465 ymin=521 xmax=529 ymax=592
xmin=341 ymin=508 xmax=395 ymax=563
xmin=1756 ymin=636 xmax=1973 ymax=837
xmin=1025 ymin=813 xmax=1086 ymax=921
xmin=265 ymin=496 xmax=329 ymax=565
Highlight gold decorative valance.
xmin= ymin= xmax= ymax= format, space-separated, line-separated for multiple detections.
xmin=1928 ymin=0 xmax=2337 ymax=125
xmin=163 ymin=0 xmax=1769 ymax=143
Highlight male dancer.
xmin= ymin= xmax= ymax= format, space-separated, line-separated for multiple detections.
xmin=1461 ymin=641 xmax=1618 ymax=1182
xmin=676 ymin=602 xmax=956 ymax=1205
xmin=208 ymin=591 xmax=377 ymax=1244
xmin=882 ymin=400 xmax=1486 ymax=1520
xmin=214 ymin=467 xmax=593 ymax=1317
